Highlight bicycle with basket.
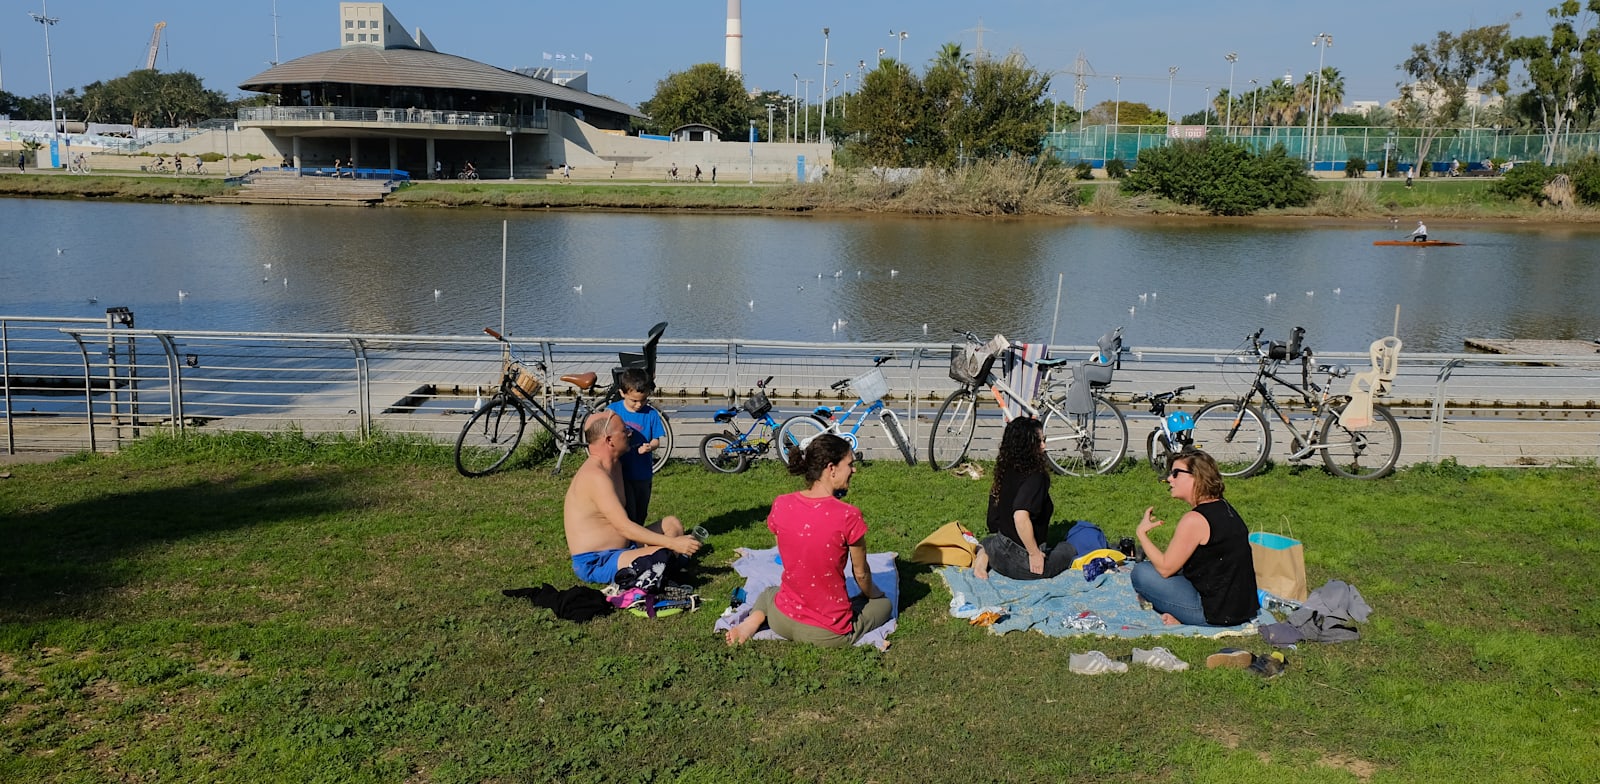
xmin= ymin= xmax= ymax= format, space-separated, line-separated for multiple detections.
xmin=454 ymin=322 xmax=675 ymax=477
xmin=698 ymin=376 xmax=804 ymax=473
xmin=1190 ymin=326 xmax=1402 ymax=479
xmin=929 ymin=328 xmax=1129 ymax=475
xmin=774 ymin=356 xmax=918 ymax=466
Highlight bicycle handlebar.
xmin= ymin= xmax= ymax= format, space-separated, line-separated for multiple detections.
xmin=757 ymin=375 xmax=774 ymax=389
xmin=1130 ymin=384 xmax=1195 ymax=405
xmin=484 ymin=327 xmax=506 ymax=342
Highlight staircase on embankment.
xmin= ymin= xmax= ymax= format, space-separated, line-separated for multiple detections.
xmin=213 ymin=171 xmax=403 ymax=206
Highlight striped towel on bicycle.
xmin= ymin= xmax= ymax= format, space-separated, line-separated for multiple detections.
xmin=998 ymin=342 xmax=1050 ymax=421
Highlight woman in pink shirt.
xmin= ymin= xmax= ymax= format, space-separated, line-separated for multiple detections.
xmin=726 ymin=434 xmax=891 ymax=647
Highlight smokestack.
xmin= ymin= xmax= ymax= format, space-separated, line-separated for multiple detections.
xmin=725 ymin=0 xmax=743 ymax=74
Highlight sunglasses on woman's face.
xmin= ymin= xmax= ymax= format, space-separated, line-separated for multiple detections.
xmin=1166 ymin=467 xmax=1193 ymax=479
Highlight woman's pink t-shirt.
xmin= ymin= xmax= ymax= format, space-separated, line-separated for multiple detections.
xmin=769 ymin=492 xmax=867 ymax=635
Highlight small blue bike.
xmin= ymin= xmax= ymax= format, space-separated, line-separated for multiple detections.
xmin=698 ymin=376 xmax=796 ymax=474
xmin=1130 ymin=384 xmax=1197 ymax=474
xmin=774 ymin=355 xmax=917 ymax=466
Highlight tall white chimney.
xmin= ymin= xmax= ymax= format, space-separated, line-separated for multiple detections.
xmin=725 ymin=0 xmax=743 ymax=74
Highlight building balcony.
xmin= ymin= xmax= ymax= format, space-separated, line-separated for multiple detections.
xmin=238 ymin=106 xmax=548 ymax=135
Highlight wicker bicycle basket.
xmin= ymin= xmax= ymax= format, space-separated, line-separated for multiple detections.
xmin=505 ymin=359 xmax=541 ymax=396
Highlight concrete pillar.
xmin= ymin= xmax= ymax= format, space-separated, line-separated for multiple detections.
xmin=426 ymin=137 xmax=436 ymax=180
xmin=349 ymin=138 xmax=359 ymax=170
xmin=292 ymin=137 xmax=302 ymax=172
xmin=388 ymin=138 xmax=398 ymax=175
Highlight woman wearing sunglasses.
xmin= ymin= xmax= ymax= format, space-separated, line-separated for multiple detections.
xmin=972 ymin=417 xmax=1078 ymax=581
xmin=1131 ymin=450 xmax=1259 ymax=626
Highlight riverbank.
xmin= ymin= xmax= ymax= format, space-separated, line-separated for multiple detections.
xmin=4 ymin=169 xmax=1599 ymax=222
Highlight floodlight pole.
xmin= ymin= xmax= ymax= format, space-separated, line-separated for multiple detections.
xmin=29 ymin=1 xmax=60 ymax=166
xmin=819 ymin=28 xmax=829 ymax=142
xmin=1224 ymin=52 xmax=1238 ymax=136
xmin=1309 ymin=33 xmax=1332 ymax=170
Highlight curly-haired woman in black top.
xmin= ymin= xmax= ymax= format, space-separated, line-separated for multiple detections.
xmin=972 ymin=417 xmax=1077 ymax=580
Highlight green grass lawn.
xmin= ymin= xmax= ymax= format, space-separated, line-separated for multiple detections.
xmin=2 ymin=434 xmax=1597 ymax=783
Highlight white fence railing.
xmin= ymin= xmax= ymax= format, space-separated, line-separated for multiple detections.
xmin=5 ymin=320 xmax=1598 ymax=469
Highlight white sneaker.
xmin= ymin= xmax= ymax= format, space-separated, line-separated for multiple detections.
xmin=1069 ymin=651 xmax=1128 ymax=675
xmin=1131 ymin=646 xmax=1190 ymax=672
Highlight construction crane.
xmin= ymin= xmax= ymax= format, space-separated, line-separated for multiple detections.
xmin=144 ymin=21 xmax=166 ymax=71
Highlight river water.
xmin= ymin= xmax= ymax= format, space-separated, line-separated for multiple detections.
xmin=4 ymin=198 xmax=1598 ymax=353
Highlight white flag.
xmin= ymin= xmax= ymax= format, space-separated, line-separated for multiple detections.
xmin=555 ymin=53 xmax=566 ymax=60
xmin=584 ymin=53 xmax=593 ymax=62
xmin=568 ymin=53 xmax=577 ymax=61
xmin=542 ymin=52 xmax=552 ymax=60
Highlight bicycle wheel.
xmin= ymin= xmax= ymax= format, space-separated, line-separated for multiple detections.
xmin=651 ymin=410 xmax=674 ymax=474
xmin=1145 ymin=430 xmax=1174 ymax=474
xmin=1319 ymin=402 xmax=1401 ymax=479
xmin=698 ymin=432 xmax=749 ymax=474
xmin=455 ymin=395 xmax=526 ymax=477
xmin=881 ymin=409 xmax=917 ymax=466
xmin=1191 ymin=401 xmax=1271 ymax=478
xmin=1042 ymin=395 xmax=1128 ymax=476
xmin=927 ymin=388 xmax=980 ymax=470
xmin=776 ymin=415 xmax=829 ymax=463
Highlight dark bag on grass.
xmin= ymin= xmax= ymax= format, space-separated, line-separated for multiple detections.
xmin=503 ymin=584 xmax=614 ymax=623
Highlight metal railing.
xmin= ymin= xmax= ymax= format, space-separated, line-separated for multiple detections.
xmin=5 ymin=320 xmax=1598 ymax=469
xmin=238 ymin=106 xmax=549 ymax=131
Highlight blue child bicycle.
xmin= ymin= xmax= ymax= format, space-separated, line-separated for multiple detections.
xmin=774 ymin=356 xmax=918 ymax=466
xmin=698 ymin=376 xmax=801 ymax=473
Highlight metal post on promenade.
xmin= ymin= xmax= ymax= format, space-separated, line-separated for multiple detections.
xmin=1309 ymin=33 xmax=1333 ymax=170
xmin=819 ymin=28 xmax=830 ymax=142
xmin=29 ymin=1 xmax=60 ymax=168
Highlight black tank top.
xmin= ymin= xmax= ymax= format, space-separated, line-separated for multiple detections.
xmin=1181 ymin=499 xmax=1260 ymax=625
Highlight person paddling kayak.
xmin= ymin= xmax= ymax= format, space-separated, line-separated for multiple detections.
xmin=1410 ymin=221 xmax=1428 ymax=242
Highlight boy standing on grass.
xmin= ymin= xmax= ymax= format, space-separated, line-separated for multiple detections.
xmin=607 ymin=368 xmax=666 ymax=524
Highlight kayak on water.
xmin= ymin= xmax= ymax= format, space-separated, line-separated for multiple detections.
xmin=1372 ymin=240 xmax=1462 ymax=247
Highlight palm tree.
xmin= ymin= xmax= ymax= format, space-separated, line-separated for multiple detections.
xmin=1264 ymin=79 xmax=1297 ymax=126
xmin=1315 ymin=67 xmax=1345 ymax=121
xmin=933 ymin=42 xmax=973 ymax=73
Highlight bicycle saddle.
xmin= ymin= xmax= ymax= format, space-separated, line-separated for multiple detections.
xmin=1035 ymin=357 xmax=1070 ymax=370
xmin=561 ymin=371 xmax=598 ymax=390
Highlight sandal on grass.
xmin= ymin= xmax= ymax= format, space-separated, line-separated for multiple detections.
xmin=1205 ymin=648 xmax=1254 ymax=670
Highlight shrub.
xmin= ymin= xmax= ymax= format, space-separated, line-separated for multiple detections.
xmin=1105 ymin=158 xmax=1127 ymax=179
xmin=1344 ymin=157 xmax=1366 ymax=178
xmin=1564 ymin=155 xmax=1600 ymax=206
xmin=1122 ymin=139 xmax=1315 ymax=215
xmin=1489 ymin=161 xmax=1556 ymax=203
xmin=199 ymin=152 xmax=225 ymax=163
xmin=1072 ymin=161 xmax=1094 ymax=180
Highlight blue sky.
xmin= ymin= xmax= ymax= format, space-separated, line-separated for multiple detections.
xmin=3 ymin=1 xmax=1538 ymax=114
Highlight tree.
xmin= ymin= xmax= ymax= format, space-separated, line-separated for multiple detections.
xmin=949 ymin=53 xmax=1050 ymax=162
xmin=849 ymin=60 xmax=929 ymax=167
xmin=921 ymin=43 xmax=974 ymax=166
xmin=1396 ymin=24 xmax=1512 ymax=169
xmin=1083 ymin=100 xmax=1163 ymax=127
xmin=1507 ymin=1 xmax=1600 ymax=163
xmin=637 ymin=63 xmax=751 ymax=137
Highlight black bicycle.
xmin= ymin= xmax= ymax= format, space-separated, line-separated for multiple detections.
xmin=1192 ymin=327 xmax=1401 ymax=479
xmin=454 ymin=322 xmax=674 ymax=477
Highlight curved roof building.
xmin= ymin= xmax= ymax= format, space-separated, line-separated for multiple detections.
xmin=236 ymin=2 xmax=642 ymax=178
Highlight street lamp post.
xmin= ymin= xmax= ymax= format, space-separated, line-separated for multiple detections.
xmin=1249 ymin=78 xmax=1259 ymax=131
xmin=1204 ymin=86 xmax=1211 ymax=130
xmin=819 ymin=28 xmax=830 ymax=142
xmin=765 ymin=103 xmax=775 ymax=142
xmin=1165 ymin=66 xmax=1178 ymax=127
xmin=800 ymin=78 xmax=813 ymax=142
xmin=1109 ymin=75 xmax=1121 ymax=165
xmin=842 ymin=73 xmax=851 ymax=119
xmin=28 ymin=1 xmax=60 ymax=168
xmin=792 ymin=74 xmax=800 ymax=141
xmin=1050 ymin=89 xmax=1058 ymax=135
xmin=1308 ymin=32 xmax=1332 ymax=170
xmin=506 ymin=130 xmax=514 ymax=180
xmin=891 ymin=30 xmax=908 ymax=63
xmin=1224 ymin=52 xmax=1238 ymax=136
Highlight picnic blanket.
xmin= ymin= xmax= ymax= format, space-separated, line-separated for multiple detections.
xmin=940 ymin=565 xmax=1271 ymax=639
xmin=712 ymin=548 xmax=900 ymax=650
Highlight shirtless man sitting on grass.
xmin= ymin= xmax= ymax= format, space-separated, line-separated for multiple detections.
xmin=565 ymin=411 xmax=700 ymax=585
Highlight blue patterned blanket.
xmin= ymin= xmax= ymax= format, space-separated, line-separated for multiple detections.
xmin=939 ymin=565 xmax=1270 ymax=639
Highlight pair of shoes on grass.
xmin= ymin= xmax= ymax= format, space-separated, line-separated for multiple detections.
xmin=1073 ymin=647 xmax=1191 ymax=675
xmin=1205 ymin=648 xmax=1288 ymax=679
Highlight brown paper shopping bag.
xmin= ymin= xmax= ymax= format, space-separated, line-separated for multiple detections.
xmin=1248 ymin=531 xmax=1308 ymax=602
